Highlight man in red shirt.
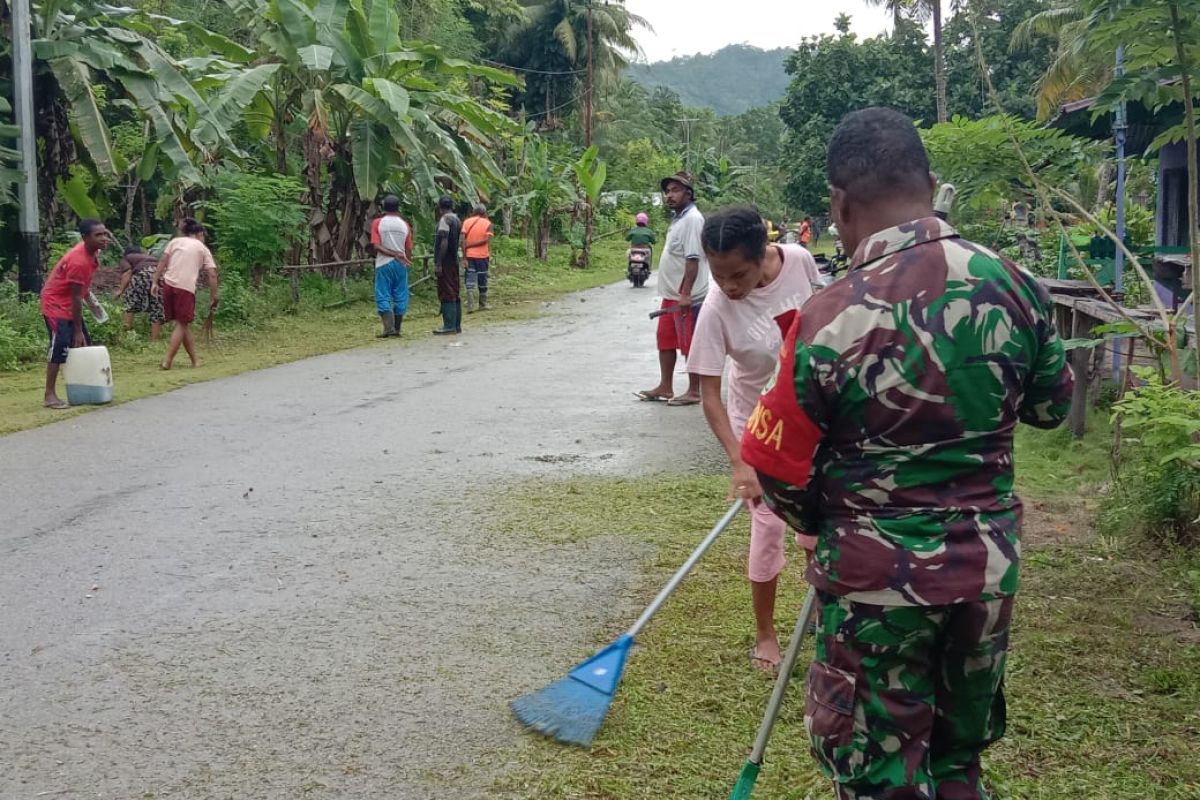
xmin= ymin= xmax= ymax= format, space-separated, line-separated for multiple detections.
xmin=39 ymin=218 xmax=112 ymax=409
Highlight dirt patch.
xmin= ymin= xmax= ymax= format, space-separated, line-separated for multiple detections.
xmin=1135 ymin=610 xmax=1200 ymax=644
xmin=1023 ymin=499 xmax=1096 ymax=547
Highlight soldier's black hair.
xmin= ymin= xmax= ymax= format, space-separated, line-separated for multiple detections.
xmin=827 ymin=107 xmax=931 ymax=202
xmin=382 ymin=195 xmax=401 ymax=212
xmin=437 ymin=195 xmax=454 ymax=211
xmin=79 ymin=218 xmax=104 ymax=236
xmin=701 ymin=205 xmax=768 ymax=263
xmin=123 ymin=244 xmax=144 ymax=255
xmin=181 ymin=217 xmax=206 ymax=235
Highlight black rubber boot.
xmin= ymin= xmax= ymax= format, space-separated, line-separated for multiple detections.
xmin=432 ymin=303 xmax=456 ymax=335
xmin=478 ymin=290 xmax=489 ymax=310
xmin=377 ymin=311 xmax=396 ymax=338
xmin=394 ymin=314 xmax=403 ymax=337
xmin=454 ymin=300 xmax=463 ymax=333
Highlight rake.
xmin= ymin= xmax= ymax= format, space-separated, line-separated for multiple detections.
xmin=728 ymin=585 xmax=819 ymax=799
xmin=510 ymin=499 xmax=744 ymax=748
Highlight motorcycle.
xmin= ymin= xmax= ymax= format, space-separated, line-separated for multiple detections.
xmin=627 ymin=246 xmax=652 ymax=287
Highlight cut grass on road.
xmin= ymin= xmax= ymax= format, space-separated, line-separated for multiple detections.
xmin=0 ymin=238 xmax=627 ymax=436
xmin=497 ymin=419 xmax=1200 ymax=800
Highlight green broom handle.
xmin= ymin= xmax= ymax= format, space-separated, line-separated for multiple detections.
xmin=748 ymin=585 xmax=819 ymax=764
xmin=627 ymin=499 xmax=744 ymax=637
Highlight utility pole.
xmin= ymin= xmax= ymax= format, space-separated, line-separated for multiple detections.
xmin=1113 ymin=45 xmax=1127 ymax=381
xmin=675 ymin=117 xmax=699 ymax=173
xmin=584 ymin=0 xmax=593 ymax=147
xmin=12 ymin=0 xmax=42 ymax=297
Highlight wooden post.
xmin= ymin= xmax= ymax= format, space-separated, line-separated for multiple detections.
xmin=1089 ymin=333 xmax=1107 ymax=407
xmin=1068 ymin=304 xmax=1090 ymax=438
xmin=289 ymin=269 xmax=300 ymax=306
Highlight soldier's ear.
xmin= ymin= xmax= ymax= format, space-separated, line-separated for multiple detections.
xmin=829 ymin=186 xmax=848 ymax=229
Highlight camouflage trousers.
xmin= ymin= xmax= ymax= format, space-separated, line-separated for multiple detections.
xmin=804 ymin=591 xmax=1014 ymax=800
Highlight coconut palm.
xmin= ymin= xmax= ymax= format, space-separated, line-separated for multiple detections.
xmin=494 ymin=0 xmax=648 ymax=126
xmin=866 ymin=0 xmax=949 ymax=122
xmin=1011 ymin=0 xmax=1112 ymax=120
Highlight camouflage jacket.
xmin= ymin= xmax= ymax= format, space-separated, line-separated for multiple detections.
xmin=740 ymin=217 xmax=1074 ymax=606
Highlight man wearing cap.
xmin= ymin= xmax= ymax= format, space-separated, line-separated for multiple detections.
xmin=740 ymin=108 xmax=1074 ymax=799
xmin=636 ymin=171 xmax=709 ymax=406
xmin=370 ymin=194 xmax=413 ymax=337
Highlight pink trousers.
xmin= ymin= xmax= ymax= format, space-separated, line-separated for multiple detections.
xmin=748 ymin=500 xmax=817 ymax=582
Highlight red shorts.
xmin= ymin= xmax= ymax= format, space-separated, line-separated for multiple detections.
xmin=656 ymin=299 xmax=701 ymax=356
xmin=162 ymin=284 xmax=196 ymax=324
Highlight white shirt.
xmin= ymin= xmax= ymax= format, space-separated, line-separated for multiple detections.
xmin=687 ymin=244 xmax=822 ymax=432
xmin=374 ymin=215 xmax=411 ymax=268
xmin=656 ymin=203 xmax=709 ymax=301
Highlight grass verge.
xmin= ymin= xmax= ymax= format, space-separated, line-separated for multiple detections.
xmin=496 ymin=418 xmax=1200 ymax=799
xmin=0 ymin=236 xmax=626 ymax=436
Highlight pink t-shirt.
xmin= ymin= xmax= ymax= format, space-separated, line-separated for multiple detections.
xmin=161 ymin=236 xmax=217 ymax=294
xmin=689 ymin=244 xmax=823 ymax=432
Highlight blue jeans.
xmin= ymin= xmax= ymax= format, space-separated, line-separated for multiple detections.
xmin=374 ymin=259 xmax=409 ymax=315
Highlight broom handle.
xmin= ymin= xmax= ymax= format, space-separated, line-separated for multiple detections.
xmin=748 ymin=585 xmax=819 ymax=764
xmin=627 ymin=499 xmax=744 ymax=637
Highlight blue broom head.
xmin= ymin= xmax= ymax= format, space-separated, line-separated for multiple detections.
xmin=510 ymin=634 xmax=633 ymax=748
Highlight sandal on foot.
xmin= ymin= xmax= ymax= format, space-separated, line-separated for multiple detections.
xmin=43 ymin=399 xmax=70 ymax=410
xmin=666 ymin=395 xmax=701 ymax=407
xmin=635 ymin=390 xmax=670 ymax=402
xmin=749 ymin=646 xmax=780 ymax=675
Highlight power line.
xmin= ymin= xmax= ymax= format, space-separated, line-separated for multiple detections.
xmin=525 ymin=89 xmax=588 ymax=120
xmin=479 ymin=58 xmax=587 ymax=76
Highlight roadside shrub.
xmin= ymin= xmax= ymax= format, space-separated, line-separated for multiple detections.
xmin=207 ymin=169 xmax=307 ymax=276
xmin=1101 ymin=371 xmax=1200 ymax=546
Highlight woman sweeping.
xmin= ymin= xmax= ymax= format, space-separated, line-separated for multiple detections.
xmin=687 ymin=205 xmax=823 ymax=673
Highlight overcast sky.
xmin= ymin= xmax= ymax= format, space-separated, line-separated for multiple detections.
xmin=623 ymin=0 xmax=893 ymax=63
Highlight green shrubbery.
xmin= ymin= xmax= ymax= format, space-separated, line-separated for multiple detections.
xmin=1101 ymin=371 xmax=1200 ymax=546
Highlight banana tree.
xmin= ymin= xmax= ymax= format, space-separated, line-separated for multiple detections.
xmin=0 ymin=97 xmax=21 ymax=216
xmin=572 ymin=144 xmax=605 ymax=268
xmin=227 ymin=0 xmax=521 ymax=263
xmin=25 ymin=1 xmax=269 ymax=230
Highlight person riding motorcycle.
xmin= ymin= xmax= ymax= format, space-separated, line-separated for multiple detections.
xmin=625 ymin=212 xmax=656 ymax=287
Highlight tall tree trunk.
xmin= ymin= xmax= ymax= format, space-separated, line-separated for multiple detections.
xmin=1095 ymin=161 xmax=1113 ymax=212
xmin=577 ymin=202 xmax=594 ymax=269
xmin=302 ymin=127 xmax=333 ymax=264
xmin=124 ymin=175 xmax=141 ymax=236
xmin=932 ymin=0 xmax=947 ymax=123
xmin=1168 ymin=0 xmax=1200 ymax=381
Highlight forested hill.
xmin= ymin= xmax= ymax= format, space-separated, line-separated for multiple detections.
xmin=626 ymin=45 xmax=791 ymax=116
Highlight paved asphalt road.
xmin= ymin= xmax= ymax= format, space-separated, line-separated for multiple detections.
xmin=0 ymin=277 xmax=718 ymax=799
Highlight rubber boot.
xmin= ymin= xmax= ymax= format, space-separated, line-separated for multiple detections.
xmin=466 ymin=286 xmax=479 ymax=314
xmin=394 ymin=314 xmax=403 ymax=338
xmin=478 ymin=289 xmax=489 ymax=311
xmin=454 ymin=300 xmax=463 ymax=333
xmin=432 ymin=302 xmax=456 ymax=335
xmin=377 ymin=311 xmax=396 ymax=338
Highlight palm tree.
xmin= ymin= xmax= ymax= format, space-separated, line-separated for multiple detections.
xmin=1011 ymin=0 xmax=1112 ymax=120
xmin=495 ymin=0 xmax=648 ymax=126
xmin=866 ymin=0 xmax=948 ymax=122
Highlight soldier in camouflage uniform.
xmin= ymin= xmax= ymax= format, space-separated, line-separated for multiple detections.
xmin=740 ymin=108 xmax=1075 ymax=799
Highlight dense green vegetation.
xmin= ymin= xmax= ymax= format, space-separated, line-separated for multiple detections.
xmin=626 ymin=45 xmax=792 ymax=116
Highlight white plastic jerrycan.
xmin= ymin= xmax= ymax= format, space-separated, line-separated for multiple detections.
xmin=64 ymin=345 xmax=114 ymax=405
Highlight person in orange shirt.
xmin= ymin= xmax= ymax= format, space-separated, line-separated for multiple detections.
xmin=461 ymin=204 xmax=494 ymax=312
xmin=798 ymin=215 xmax=813 ymax=247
